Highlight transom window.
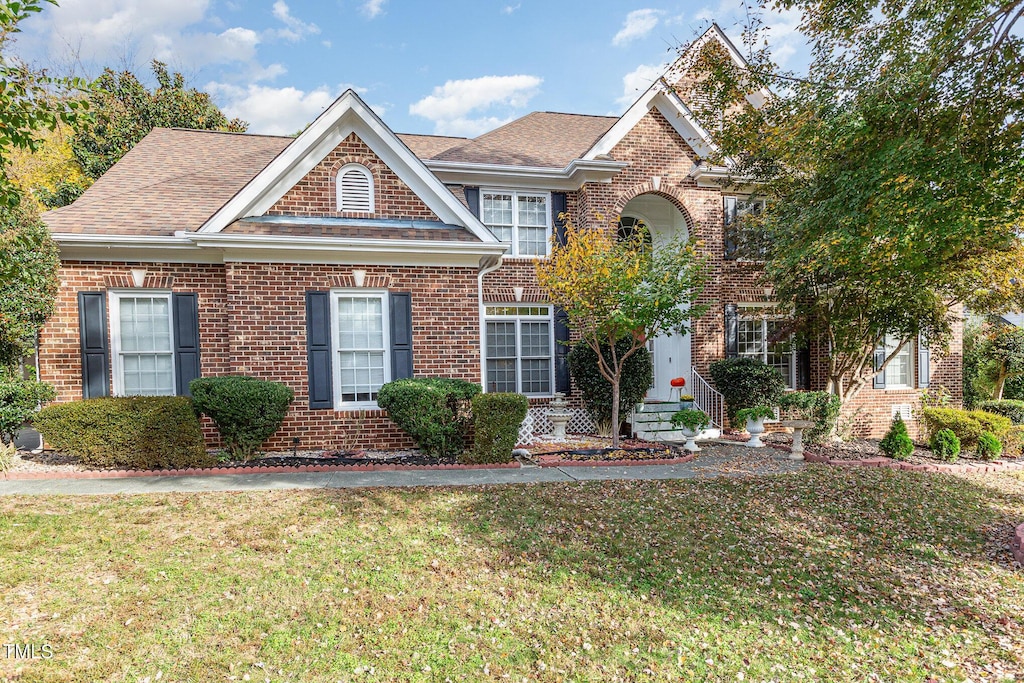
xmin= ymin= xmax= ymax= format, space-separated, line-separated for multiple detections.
xmin=879 ymin=335 xmax=913 ymax=389
xmin=738 ymin=317 xmax=795 ymax=389
xmin=110 ymin=292 xmax=175 ymax=396
xmin=332 ymin=292 xmax=390 ymax=405
xmin=481 ymin=191 xmax=550 ymax=256
xmin=337 ymin=164 xmax=374 ymax=213
xmin=484 ymin=305 xmax=553 ymax=395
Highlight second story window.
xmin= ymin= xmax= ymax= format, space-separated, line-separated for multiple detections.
xmin=482 ymin=191 xmax=550 ymax=256
xmin=724 ymin=196 xmax=767 ymax=259
xmin=337 ymin=164 xmax=374 ymax=213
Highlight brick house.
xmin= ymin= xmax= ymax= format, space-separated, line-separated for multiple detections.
xmin=38 ymin=26 xmax=961 ymax=449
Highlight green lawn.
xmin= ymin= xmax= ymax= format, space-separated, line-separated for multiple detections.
xmin=2 ymin=467 xmax=1022 ymax=682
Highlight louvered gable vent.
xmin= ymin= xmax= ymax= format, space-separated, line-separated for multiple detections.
xmin=337 ymin=164 xmax=374 ymax=213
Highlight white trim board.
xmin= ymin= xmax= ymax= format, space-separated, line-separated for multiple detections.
xmin=199 ymin=89 xmax=498 ymax=245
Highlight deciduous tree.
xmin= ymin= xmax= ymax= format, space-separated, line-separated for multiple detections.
xmin=536 ymin=221 xmax=708 ymax=447
xmin=72 ymin=60 xmax=247 ymax=180
xmin=683 ymin=0 xmax=1024 ymax=405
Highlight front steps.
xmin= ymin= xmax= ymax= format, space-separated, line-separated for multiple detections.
xmin=632 ymin=401 xmax=721 ymax=442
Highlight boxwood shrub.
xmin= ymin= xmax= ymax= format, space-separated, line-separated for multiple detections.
xmin=0 ymin=371 xmax=55 ymax=444
xmin=976 ymin=431 xmax=1003 ymax=461
xmin=977 ymin=399 xmax=1024 ymax=425
xmin=567 ymin=339 xmax=652 ymax=435
xmin=708 ymin=357 xmax=786 ymax=424
xmin=33 ymin=396 xmax=212 ymax=470
xmin=464 ymin=392 xmax=528 ymax=464
xmin=190 ymin=376 xmax=294 ymax=460
xmin=929 ymin=428 xmax=961 ymax=462
xmin=377 ymin=378 xmax=481 ymax=458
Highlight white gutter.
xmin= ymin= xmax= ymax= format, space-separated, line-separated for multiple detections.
xmin=425 ymin=158 xmax=628 ymax=190
xmin=185 ymin=232 xmax=508 ymax=257
xmin=477 ymin=255 xmax=504 ymax=390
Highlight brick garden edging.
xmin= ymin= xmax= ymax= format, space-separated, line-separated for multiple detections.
xmin=803 ymin=451 xmax=1024 ymax=475
xmin=536 ymin=452 xmax=699 ymax=468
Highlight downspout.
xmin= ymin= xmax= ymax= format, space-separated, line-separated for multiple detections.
xmin=477 ymin=255 xmax=503 ymax=390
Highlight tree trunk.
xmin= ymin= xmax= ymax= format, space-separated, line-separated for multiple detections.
xmin=610 ymin=374 xmax=621 ymax=448
xmin=994 ymin=365 xmax=1007 ymax=400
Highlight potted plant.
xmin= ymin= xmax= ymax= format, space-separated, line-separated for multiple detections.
xmin=670 ymin=408 xmax=710 ymax=452
xmin=679 ymin=393 xmax=695 ymax=409
xmin=736 ymin=405 xmax=775 ymax=448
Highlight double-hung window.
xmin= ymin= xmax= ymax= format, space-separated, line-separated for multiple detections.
xmin=484 ymin=306 xmax=553 ymax=395
xmin=109 ymin=292 xmax=175 ymax=396
xmin=737 ymin=317 xmax=796 ymax=389
xmin=332 ymin=291 xmax=390 ymax=405
xmin=481 ymin=191 xmax=550 ymax=256
xmin=724 ymin=196 xmax=767 ymax=259
xmin=878 ymin=335 xmax=913 ymax=389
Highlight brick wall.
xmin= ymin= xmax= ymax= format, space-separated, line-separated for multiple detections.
xmin=41 ymin=260 xmax=480 ymax=451
xmin=267 ymin=132 xmax=440 ymax=221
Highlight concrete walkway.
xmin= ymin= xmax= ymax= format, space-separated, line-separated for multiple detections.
xmin=0 ymin=448 xmax=803 ymax=496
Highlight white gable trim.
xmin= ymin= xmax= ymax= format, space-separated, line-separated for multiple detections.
xmin=583 ymin=80 xmax=723 ymax=162
xmin=199 ymin=90 xmax=498 ymax=244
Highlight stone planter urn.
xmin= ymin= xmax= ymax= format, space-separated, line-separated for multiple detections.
xmin=546 ymin=392 xmax=573 ymax=440
xmin=679 ymin=425 xmax=701 ymax=453
xmin=744 ymin=416 xmax=767 ymax=448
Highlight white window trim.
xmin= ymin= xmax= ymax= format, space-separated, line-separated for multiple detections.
xmin=737 ymin=315 xmax=797 ymax=390
xmin=336 ymin=163 xmax=375 ymax=213
xmin=881 ymin=335 xmax=914 ymax=390
xmin=481 ymin=189 xmax=552 ymax=257
xmin=482 ymin=304 xmax=555 ymax=396
xmin=108 ymin=289 xmax=176 ymax=397
xmin=330 ymin=289 xmax=390 ymax=410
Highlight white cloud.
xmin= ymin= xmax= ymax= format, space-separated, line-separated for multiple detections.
xmin=612 ymin=9 xmax=662 ymax=47
xmin=269 ymin=0 xmax=320 ymax=41
xmin=409 ymin=75 xmax=542 ymax=136
xmin=207 ymin=82 xmax=339 ymax=135
xmin=362 ymin=0 xmax=386 ymax=19
xmin=502 ymin=3 xmax=521 ymax=14
xmin=152 ymin=26 xmax=261 ymax=66
xmin=618 ymin=62 xmax=666 ymax=106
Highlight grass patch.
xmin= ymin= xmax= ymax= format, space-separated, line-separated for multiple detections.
xmin=1 ymin=468 xmax=1022 ymax=681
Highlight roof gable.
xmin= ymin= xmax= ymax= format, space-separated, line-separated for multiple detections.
xmin=200 ymin=90 xmax=497 ymax=244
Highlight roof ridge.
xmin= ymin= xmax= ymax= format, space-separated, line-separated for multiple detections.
xmin=161 ymin=127 xmax=296 ymax=140
xmin=537 ymin=111 xmax=619 ymax=120
xmin=397 ymin=132 xmax=469 ymax=141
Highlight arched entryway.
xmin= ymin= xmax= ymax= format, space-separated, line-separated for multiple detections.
xmin=618 ymin=193 xmax=691 ymax=402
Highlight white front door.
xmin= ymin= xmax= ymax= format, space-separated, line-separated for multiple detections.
xmin=648 ymin=327 xmax=691 ymax=402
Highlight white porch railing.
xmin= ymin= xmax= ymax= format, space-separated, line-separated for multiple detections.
xmin=690 ymin=368 xmax=725 ymax=428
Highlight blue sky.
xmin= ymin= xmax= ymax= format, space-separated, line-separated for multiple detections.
xmin=13 ymin=1 xmax=809 ymax=137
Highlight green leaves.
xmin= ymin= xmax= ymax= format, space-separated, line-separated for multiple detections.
xmin=0 ymin=202 xmax=58 ymax=367
xmin=72 ymin=60 xmax=248 ymax=180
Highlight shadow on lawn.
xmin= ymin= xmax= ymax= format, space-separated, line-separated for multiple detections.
xmin=439 ymin=467 xmax=1024 ymax=633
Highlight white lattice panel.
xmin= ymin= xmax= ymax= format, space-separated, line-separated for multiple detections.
xmin=517 ymin=407 xmax=596 ymax=445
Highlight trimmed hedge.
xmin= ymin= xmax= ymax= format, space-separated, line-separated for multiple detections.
xmin=33 ymin=396 xmax=212 ymax=470
xmin=464 ymin=392 xmax=528 ymax=464
xmin=879 ymin=414 xmax=914 ymax=460
xmin=709 ymin=357 xmax=786 ymax=424
xmin=190 ymin=376 xmax=294 ymax=460
xmin=920 ymin=407 xmax=1012 ymax=448
xmin=567 ymin=339 xmax=652 ymax=435
xmin=778 ymin=391 xmax=841 ymax=443
xmin=377 ymin=378 xmax=481 ymax=458
xmin=978 ymin=400 xmax=1024 ymax=425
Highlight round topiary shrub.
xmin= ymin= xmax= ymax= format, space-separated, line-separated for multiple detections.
xmin=464 ymin=392 xmax=528 ymax=465
xmin=976 ymin=431 xmax=1003 ymax=461
xmin=929 ymin=428 xmax=961 ymax=462
xmin=567 ymin=338 xmax=652 ymax=436
xmin=708 ymin=357 xmax=786 ymax=424
xmin=879 ymin=414 xmax=914 ymax=460
xmin=190 ymin=376 xmax=294 ymax=460
xmin=377 ymin=377 xmax=481 ymax=458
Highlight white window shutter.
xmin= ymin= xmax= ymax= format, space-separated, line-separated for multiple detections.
xmin=337 ymin=165 xmax=374 ymax=213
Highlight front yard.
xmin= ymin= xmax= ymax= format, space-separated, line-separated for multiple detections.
xmin=2 ymin=467 xmax=1023 ymax=681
